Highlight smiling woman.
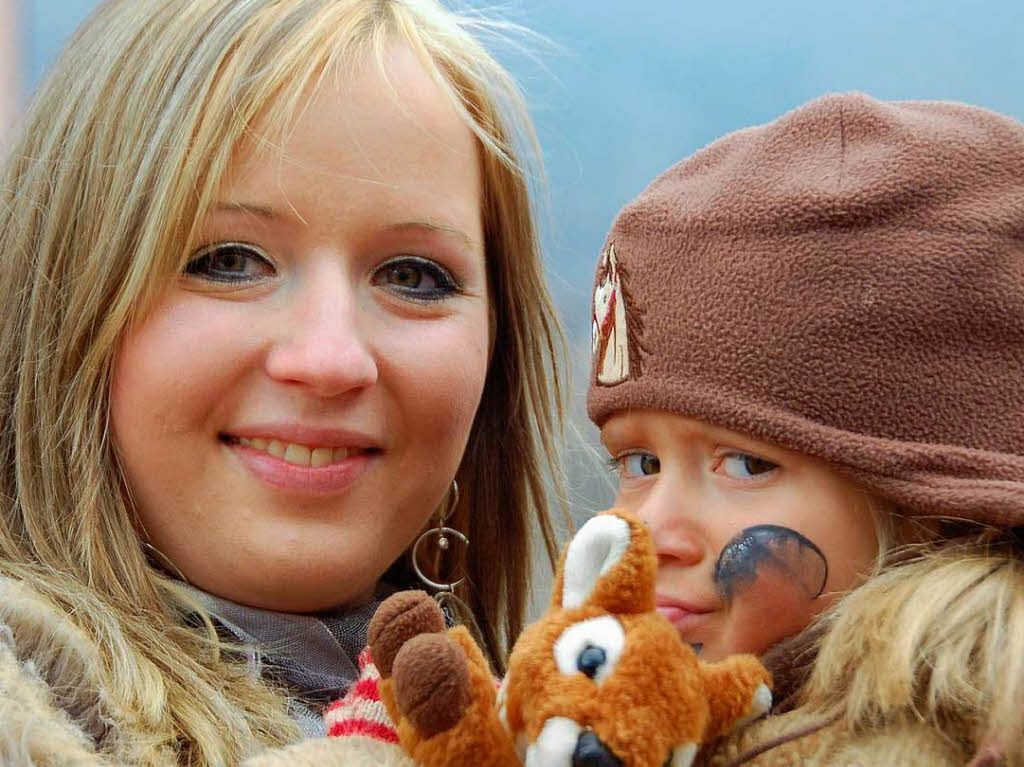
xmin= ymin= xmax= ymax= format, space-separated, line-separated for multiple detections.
xmin=0 ymin=1 xmax=564 ymax=765
xmin=111 ymin=41 xmax=494 ymax=615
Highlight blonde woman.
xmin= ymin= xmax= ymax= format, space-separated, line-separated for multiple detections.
xmin=0 ymin=0 xmax=564 ymax=764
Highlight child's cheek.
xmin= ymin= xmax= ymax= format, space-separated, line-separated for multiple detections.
xmin=713 ymin=525 xmax=830 ymax=654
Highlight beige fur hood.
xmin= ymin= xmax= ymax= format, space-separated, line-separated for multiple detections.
xmin=0 ymin=577 xmax=407 ymax=767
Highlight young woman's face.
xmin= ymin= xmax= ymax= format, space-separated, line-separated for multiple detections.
xmin=112 ymin=43 xmax=489 ymax=612
xmin=601 ymin=410 xmax=878 ymax=661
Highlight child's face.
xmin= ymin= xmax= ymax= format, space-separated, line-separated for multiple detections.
xmin=601 ymin=410 xmax=878 ymax=661
xmin=111 ymin=42 xmax=489 ymax=612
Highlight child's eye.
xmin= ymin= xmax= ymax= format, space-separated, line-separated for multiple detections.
xmin=610 ymin=452 xmax=660 ymax=479
xmin=715 ymin=452 xmax=778 ymax=481
xmin=185 ymin=242 xmax=274 ymax=283
xmin=371 ymin=256 xmax=459 ymax=302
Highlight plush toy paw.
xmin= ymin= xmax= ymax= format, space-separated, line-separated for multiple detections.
xmin=391 ymin=631 xmax=472 ymax=738
xmin=368 ymin=591 xmax=520 ymax=767
xmin=368 ymin=590 xmax=445 ymax=678
xmin=744 ymin=683 xmax=773 ymax=724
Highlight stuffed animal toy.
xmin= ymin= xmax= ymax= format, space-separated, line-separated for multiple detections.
xmin=368 ymin=510 xmax=772 ymax=767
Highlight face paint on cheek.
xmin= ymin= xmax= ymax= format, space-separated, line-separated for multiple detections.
xmin=713 ymin=525 xmax=829 ymax=604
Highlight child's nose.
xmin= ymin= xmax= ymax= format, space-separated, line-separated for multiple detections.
xmin=637 ymin=489 xmax=705 ymax=568
xmin=264 ymin=269 xmax=378 ymax=398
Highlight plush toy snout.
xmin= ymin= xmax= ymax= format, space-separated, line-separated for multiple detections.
xmin=529 ymin=718 xmax=623 ymax=767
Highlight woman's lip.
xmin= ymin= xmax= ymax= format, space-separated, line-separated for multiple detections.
xmin=228 ymin=442 xmax=377 ymax=493
xmin=227 ymin=423 xmax=381 ymax=449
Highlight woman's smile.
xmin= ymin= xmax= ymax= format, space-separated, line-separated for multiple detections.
xmin=220 ymin=424 xmax=383 ymax=493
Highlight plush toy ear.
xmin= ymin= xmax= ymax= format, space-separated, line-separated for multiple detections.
xmin=555 ymin=510 xmax=657 ymax=614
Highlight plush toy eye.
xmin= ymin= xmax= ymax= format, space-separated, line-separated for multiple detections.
xmin=576 ymin=644 xmax=606 ymax=679
xmin=553 ymin=615 xmax=625 ymax=684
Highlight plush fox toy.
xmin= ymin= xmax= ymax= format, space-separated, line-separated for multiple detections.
xmin=368 ymin=510 xmax=772 ymax=767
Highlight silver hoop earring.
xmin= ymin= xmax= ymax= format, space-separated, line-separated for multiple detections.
xmin=411 ymin=480 xmax=466 ymax=591
xmin=411 ymin=480 xmax=484 ymax=645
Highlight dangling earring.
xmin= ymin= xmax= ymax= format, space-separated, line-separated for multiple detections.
xmin=411 ymin=480 xmax=484 ymax=646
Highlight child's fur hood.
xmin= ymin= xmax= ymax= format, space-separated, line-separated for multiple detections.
xmin=704 ymin=540 xmax=1024 ymax=766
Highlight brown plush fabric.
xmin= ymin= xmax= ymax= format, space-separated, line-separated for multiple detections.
xmin=392 ymin=633 xmax=471 ymax=738
xmin=391 ymin=626 xmax=521 ymax=767
xmin=368 ymin=590 xmax=445 ymax=677
xmin=588 ymin=92 xmax=1024 ymax=527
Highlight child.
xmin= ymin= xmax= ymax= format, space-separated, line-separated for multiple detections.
xmin=590 ymin=92 xmax=1024 ymax=765
xmin=0 ymin=0 xmax=565 ymax=764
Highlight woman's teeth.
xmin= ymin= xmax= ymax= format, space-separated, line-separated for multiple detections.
xmin=236 ymin=437 xmax=356 ymax=467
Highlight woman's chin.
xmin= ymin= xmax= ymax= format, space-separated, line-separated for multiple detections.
xmin=189 ymin=570 xmax=380 ymax=614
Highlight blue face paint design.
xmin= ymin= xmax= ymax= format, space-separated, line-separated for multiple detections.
xmin=713 ymin=524 xmax=829 ymax=603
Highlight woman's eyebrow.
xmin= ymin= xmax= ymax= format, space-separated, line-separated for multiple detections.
xmin=207 ymin=209 xmax=478 ymax=250
xmin=211 ymin=202 xmax=279 ymax=220
xmin=385 ymin=221 xmax=479 ymax=251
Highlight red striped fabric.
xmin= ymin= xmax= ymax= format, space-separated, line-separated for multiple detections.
xmin=324 ymin=648 xmax=399 ymax=745
xmin=327 ymin=718 xmax=400 ymax=743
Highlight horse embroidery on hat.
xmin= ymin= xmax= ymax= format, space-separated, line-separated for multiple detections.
xmin=592 ymin=244 xmax=645 ymax=386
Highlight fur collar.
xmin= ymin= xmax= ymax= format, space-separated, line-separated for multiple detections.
xmin=0 ymin=576 xmax=153 ymax=765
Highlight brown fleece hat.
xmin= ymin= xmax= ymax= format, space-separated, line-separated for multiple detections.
xmin=588 ymin=92 xmax=1024 ymax=528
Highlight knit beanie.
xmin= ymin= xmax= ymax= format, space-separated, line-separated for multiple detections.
xmin=587 ymin=92 xmax=1024 ymax=528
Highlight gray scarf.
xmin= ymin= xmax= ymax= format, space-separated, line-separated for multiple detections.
xmin=180 ymin=583 xmax=395 ymax=736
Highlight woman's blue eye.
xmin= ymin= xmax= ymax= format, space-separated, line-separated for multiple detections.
xmin=372 ymin=257 xmax=458 ymax=301
xmin=185 ymin=243 xmax=274 ymax=283
xmin=718 ymin=452 xmax=778 ymax=480
xmin=618 ymin=452 xmax=660 ymax=478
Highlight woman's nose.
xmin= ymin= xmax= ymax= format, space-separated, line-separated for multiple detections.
xmin=637 ymin=486 xmax=705 ymax=568
xmin=263 ymin=267 xmax=378 ymax=397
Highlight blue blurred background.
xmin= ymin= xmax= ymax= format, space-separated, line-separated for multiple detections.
xmin=12 ymin=0 xmax=1024 ymax=514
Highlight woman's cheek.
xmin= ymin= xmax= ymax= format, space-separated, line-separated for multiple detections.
xmin=382 ymin=316 xmax=489 ymax=442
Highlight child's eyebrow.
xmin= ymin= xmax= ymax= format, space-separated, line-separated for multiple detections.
xmin=598 ymin=419 xmax=634 ymax=446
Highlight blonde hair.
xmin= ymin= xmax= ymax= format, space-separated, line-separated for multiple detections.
xmin=802 ymin=526 xmax=1024 ymax=761
xmin=0 ymin=0 xmax=564 ymax=763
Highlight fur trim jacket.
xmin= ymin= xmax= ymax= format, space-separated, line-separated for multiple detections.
xmin=0 ymin=576 xmax=407 ymax=767
xmin=698 ymin=708 xmax=966 ymax=767
xmin=0 ymin=560 xmax=994 ymax=767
